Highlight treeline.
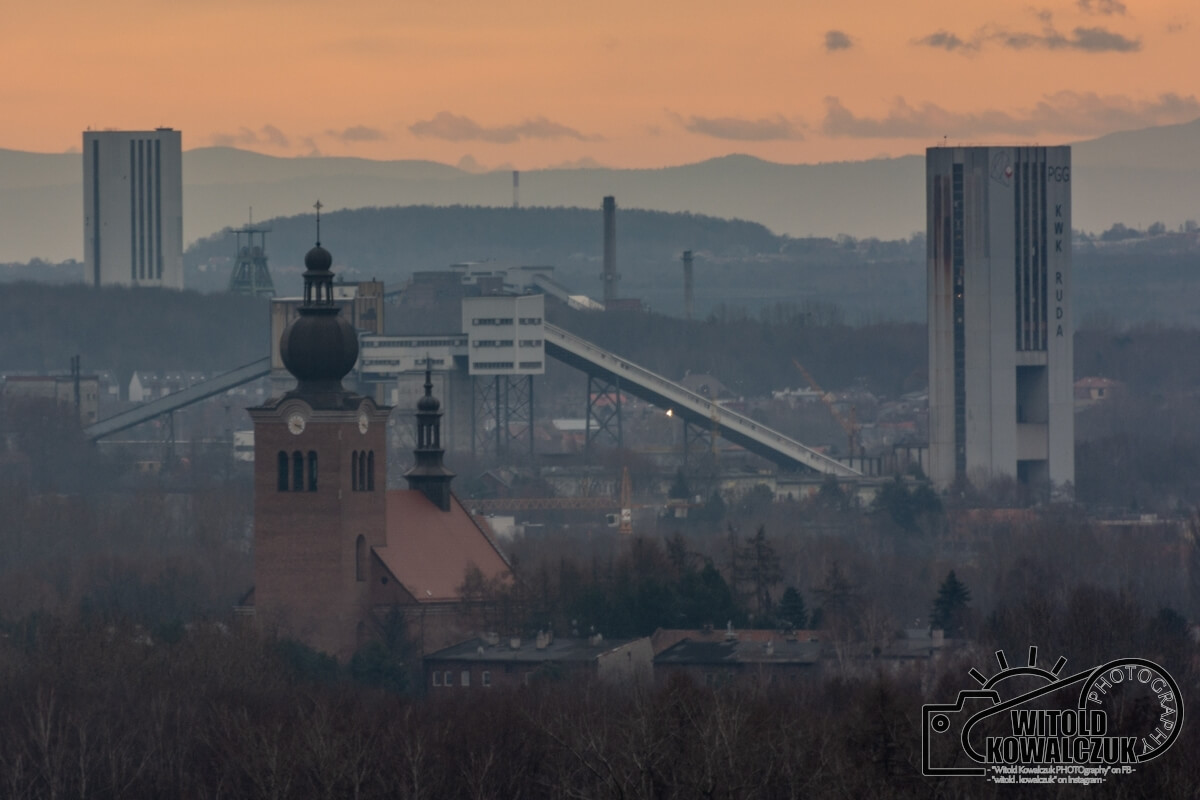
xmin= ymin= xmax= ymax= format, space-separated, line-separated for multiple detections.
xmin=0 ymin=282 xmax=268 ymax=376
xmin=0 ymin=593 xmax=1194 ymax=799
xmin=553 ymin=306 xmax=1200 ymax=402
xmin=183 ymin=205 xmax=797 ymax=294
xmin=1 ymin=280 xmax=1195 ymax=402
xmin=0 ymin=259 xmax=82 ymax=284
xmin=549 ymin=304 xmax=927 ymax=399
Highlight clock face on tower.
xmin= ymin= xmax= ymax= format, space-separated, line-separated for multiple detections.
xmin=358 ymin=411 xmax=369 ymax=434
xmin=287 ymin=412 xmax=306 ymax=435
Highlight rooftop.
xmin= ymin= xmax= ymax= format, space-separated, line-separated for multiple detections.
xmin=373 ymin=491 xmax=510 ymax=603
xmin=426 ymin=635 xmax=641 ymax=663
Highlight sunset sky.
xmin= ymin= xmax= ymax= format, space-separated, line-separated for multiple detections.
xmin=2 ymin=0 xmax=1197 ymax=169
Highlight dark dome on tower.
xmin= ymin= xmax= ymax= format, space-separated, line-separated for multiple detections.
xmin=279 ymin=313 xmax=358 ymax=382
xmin=417 ymin=390 xmax=440 ymax=413
xmin=279 ymin=242 xmax=359 ymax=396
xmin=304 ymin=244 xmax=333 ymax=274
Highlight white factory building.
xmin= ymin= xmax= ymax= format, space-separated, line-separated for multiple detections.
xmin=926 ymin=146 xmax=1074 ymax=495
xmin=83 ymin=128 xmax=184 ymax=290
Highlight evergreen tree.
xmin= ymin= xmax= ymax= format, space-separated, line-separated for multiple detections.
xmin=931 ymin=570 xmax=971 ymax=636
xmin=735 ymin=525 xmax=783 ymax=623
xmin=678 ymin=560 xmax=741 ymax=628
xmin=813 ymin=561 xmax=862 ymax=637
xmin=778 ymin=586 xmax=808 ymax=629
xmin=668 ymin=469 xmax=691 ymax=500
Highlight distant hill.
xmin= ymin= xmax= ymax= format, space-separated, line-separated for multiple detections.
xmin=183 ymin=205 xmax=926 ymax=322
xmin=3 ymin=118 xmax=1200 ymax=263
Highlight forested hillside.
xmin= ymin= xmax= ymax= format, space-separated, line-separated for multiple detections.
xmin=185 ymin=205 xmax=926 ymax=320
xmin=0 ymin=283 xmax=268 ymax=377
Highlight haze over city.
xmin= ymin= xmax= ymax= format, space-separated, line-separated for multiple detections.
xmin=4 ymin=0 xmax=1198 ymax=168
xmin=1 ymin=2 xmax=1200 ymax=797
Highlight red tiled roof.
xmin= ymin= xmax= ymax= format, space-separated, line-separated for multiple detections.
xmin=374 ymin=490 xmax=510 ymax=603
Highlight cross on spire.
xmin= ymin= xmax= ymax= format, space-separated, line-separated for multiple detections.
xmin=313 ymin=199 xmax=323 ymax=245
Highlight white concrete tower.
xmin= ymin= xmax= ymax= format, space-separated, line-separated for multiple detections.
xmin=83 ymin=129 xmax=184 ymax=289
xmin=927 ymin=146 xmax=1073 ymax=495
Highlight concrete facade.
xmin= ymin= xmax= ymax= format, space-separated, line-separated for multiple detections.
xmin=927 ymin=146 xmax=1074 ymax=493
xmin=83 ymin=129 xmax=183 ymax=289
xmin=1 ymin=375 xmax=100 ymax=426
xmin=462 ymin=294 xmax=545 ymax=376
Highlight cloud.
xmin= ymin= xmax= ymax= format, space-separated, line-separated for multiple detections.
xmin=1078 ymin=0 xmax=1126 ymax=15
xmin=999 ymin=25 xmax=1140 ymax=52
xmin=211 ymin=125 xmax=290 ymax=149
xmin=300 ymin=137 xmax=322 ymax=157
xmin=456 ymin=154 xmax=489 ymax=173
xmin=824 ymin=30 xmax=853 ymax=51
xmin=915 ymin=30 xmax=971 ymax=51
xmin=822 ymin=92 xmax=1200 ymax=138
xmin=260 ymin=125 xmax=289 ymax=148
xmin=915 ymin=23 xmax=1139 ymax=54
xmin=327 ymin=125 xmax=387 ymax=143
xmin=409 ymin=111 xmax=598 ymax=143
xmin=680 ymin=114 xmax=805 ymax=141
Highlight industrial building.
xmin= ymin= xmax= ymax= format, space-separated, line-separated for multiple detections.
xmin=926 ymin=146 xmax=1074 ymax=493
xmin=83 ymin=128 xmax=184 ymax=289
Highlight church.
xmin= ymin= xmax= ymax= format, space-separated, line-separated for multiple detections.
xmin=246 ymin=240 xmax=511 ymax=660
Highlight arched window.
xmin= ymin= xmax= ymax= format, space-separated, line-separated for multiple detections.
xmin=277 ymin=452 xmax=289 ymax=491
xmin=358 ymin=451 xmax=367 ymax=491
xmin=307 ymin=451 xmax=318 ymax=491
xmin=351 ymin=450 xmax=359 ymax=491
xmin=367 ymin=451 xmax=375 ymax=491
xmin=292 ymin=451 xmax=304 ymax=491
xmin=355 ymin=534 xmax=366 ymax=582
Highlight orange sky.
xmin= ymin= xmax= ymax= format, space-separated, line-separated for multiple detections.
xmin=2 ymin=0 xmax=1196 ymax=168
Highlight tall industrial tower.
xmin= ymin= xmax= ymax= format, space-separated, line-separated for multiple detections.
xmin=83 ymin=128 xmax=183 ymax=289
xmin=927 ymin=146 xmax=1074 ymax=495
xmin=682 ymin=250 xmax=695 ymax=320
xmin=602 ymin=196 xmax=619 ymax=308
xmin=228 ymin=222 xmax=276 ymax=298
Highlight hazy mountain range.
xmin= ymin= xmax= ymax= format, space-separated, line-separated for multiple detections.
xmin=3 ymin=118 xmax=1200 ymax=264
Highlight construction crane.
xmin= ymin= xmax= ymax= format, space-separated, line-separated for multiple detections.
xmin=792 ymin=359 xmax=859 ymax=456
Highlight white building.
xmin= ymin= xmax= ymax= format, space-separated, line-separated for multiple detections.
xmin=926 ymin=146 xmax=1074 ymax=494
xmin=462 ymin=295 xmax=545 ymax=377
xmin=83 ymin=129 xmax=183 ymax=289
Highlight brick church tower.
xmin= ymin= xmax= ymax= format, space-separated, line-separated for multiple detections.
xmin=248 ymin=239 xmax=391 ymax=659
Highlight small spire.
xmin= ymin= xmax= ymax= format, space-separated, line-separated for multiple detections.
xmin=407 ymin=358 xmax=453 ymax=510
xmin=313 ymin=199 xmax=323 ymax=245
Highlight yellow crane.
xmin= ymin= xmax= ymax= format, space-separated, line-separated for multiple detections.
xmin=792 ymin=359 xmax=859 ymax=456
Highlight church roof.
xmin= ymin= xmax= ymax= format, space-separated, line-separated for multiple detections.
xmin=373 ymin=490 xmax=510 ymax=602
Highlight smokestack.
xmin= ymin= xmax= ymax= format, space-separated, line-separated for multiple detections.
xmin=602 ymin=196 xmax=618 ymax=308
xmin=512 ymin=170 xmax=520 ymax=209
xmin=682 ymin=250 xmax=694 ymax=321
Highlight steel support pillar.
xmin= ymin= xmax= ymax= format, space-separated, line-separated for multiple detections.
xmin=586 ymin=373 xmax=622 ymax=451
xmin=473 ymin=374 xmax=534 ymax=461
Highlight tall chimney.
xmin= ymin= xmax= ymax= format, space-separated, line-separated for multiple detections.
xmin=682 ymin=250 xmax=694 ymax=321
xmin=512 ymin=170 xmax=520 ymax=209
xmin=602 ymin=196 xmax=618 ymax=308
